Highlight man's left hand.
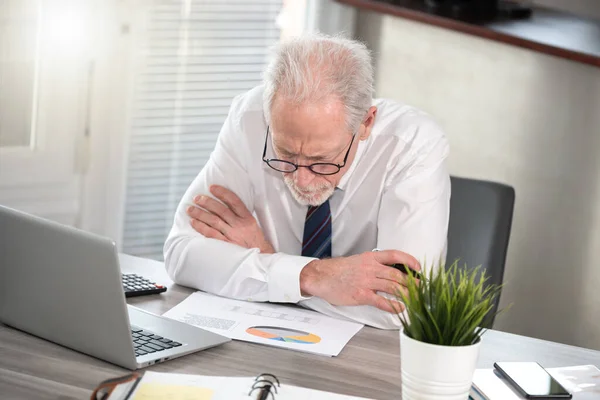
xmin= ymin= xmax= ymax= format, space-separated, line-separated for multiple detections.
xmin=187 ymin=185 xmax=275 ymax=254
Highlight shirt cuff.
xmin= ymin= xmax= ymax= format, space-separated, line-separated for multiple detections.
xmin=267 ymin=254 xmax=316 ymax=303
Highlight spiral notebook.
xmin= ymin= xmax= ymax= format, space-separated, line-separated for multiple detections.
xmin=91 ymin=371 xmax=371 ymax=400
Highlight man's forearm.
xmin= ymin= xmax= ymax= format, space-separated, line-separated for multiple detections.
xmin=299 ymin=257 xmax=346 ymax=298
xmin=299 ymin=258 xmax=323 ymax=297
xmin=164 ymin=232 xmax=315 ymax=303
xmin=301 ymin=256 xmax=407 ymax=329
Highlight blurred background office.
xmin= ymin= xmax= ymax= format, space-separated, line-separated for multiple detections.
xmin=1 ymin=0 xmax=599 ymax=354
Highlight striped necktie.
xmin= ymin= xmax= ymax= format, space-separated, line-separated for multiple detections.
xmin=301 ymin=200 xmax=332 ymax=259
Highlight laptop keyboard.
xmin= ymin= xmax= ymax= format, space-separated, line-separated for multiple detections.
xmin=131 ymin=326 xmax=182 ymax=357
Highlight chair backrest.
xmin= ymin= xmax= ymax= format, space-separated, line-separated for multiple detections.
xmin=447 ymin=176 xmax=515 ymax=326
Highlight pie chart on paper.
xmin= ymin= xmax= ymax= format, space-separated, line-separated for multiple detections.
xmin=246 ymin=326 xmax=321 ymax=344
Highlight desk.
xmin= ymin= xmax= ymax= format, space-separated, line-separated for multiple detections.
xmin=1 ymin=254 xmax=599 ymax=399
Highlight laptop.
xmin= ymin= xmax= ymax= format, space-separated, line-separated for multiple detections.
xmin=0 ymin=205 xmax=230 ymax=369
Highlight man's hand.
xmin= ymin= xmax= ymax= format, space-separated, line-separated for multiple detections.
xmin=300 ymin=250 xmax=421 ymax=313
xmin=187 ymin=185 xmax=275 ymax=254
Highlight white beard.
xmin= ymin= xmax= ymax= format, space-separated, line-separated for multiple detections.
xmin=284 ymin=175 xmax=335 ymax=206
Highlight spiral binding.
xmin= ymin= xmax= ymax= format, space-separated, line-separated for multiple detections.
xmin=248 ymin=373 xmax=281 ymax=399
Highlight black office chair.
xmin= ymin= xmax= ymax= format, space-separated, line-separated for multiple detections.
xmin=447 ymin=176 xmax=515 ymax=326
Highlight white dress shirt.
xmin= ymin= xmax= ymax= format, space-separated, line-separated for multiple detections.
xmin=164 ymin=85 xmax=450 ymax=329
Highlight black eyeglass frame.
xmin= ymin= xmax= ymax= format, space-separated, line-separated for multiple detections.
xmin=261 ymin=126 xmax=356 ymax=176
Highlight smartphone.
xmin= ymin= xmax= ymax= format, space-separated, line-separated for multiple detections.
xmin=494 ymin=362 xmax=572 ymax=399
xmin=391 ymin=263 xmax=422 ymax=280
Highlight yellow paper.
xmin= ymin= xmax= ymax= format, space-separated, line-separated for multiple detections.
xmin=132 ymin=382 xmax=214 ymax=400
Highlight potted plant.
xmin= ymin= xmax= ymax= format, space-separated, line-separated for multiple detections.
xmin=393 ymin=260 xmax=507 ymax=400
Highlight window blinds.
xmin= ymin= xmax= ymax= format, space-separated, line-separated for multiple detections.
xmin=122 ymin=0 xmax=281 ymax=260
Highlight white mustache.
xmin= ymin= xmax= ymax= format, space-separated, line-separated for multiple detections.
xmin=284 ymin=176 xmax=330 ymax=193
xmin=283 ymin=175 xmax=335 ymax=206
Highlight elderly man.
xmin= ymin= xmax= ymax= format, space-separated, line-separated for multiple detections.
xmin=164 ymin=34 xmax=450 ymax=329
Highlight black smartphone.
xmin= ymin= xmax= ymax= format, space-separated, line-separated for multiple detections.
xmin=391 ymin=263 xmax=422 ymax=280
xmin=494 ymin=362 xmax=572 ymax=399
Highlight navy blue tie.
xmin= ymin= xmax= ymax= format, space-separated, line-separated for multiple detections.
xmin=301 ymin=200 xmax=332 ymax=259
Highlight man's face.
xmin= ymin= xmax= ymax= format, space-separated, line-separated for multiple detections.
xmin=269 ymin=96 xmax=360 ymax=206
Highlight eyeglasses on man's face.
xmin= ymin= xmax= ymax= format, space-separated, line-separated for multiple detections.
xmin=261 ymin=126 xmax=355 ymax=176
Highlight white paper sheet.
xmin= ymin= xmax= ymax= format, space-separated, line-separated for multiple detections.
xmin=547 ymin=365 xmax=600 ymax=400
xmin=128 ymin=371 xmax=371 ymax=400
xmin=471 ymin=369 xmax=526 ymax=400
xmin=163 ymin=291 xmax=363 ymax=356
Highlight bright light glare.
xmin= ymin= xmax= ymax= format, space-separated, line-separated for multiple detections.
xmin=43 ymin=7 xmax=88 ymax=55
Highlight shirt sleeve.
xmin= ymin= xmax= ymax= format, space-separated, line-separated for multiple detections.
xmin=301 ymin=122 xmax=450 ymax=329
xmin=299 ymin=297 xmax=403 ymax=329
xmin=163 ymin=93 xmax=315 ymax=303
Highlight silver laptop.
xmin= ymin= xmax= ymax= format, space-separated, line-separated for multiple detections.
xmin=0 ymin=205 xmax=230 ymax=369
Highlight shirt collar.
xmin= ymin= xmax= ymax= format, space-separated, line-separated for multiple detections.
xmin=336 ymin=136 xmax=367 ymax=192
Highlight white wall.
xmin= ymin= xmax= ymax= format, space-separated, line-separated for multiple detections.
xmin=534 ymin=0 xmax=600 ymax=20
xmin=357 ymin=11 xmax=600 ymax=350
xmin=78 ymin=0 xmax=135 ymax=244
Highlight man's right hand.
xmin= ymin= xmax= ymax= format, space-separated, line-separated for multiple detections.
xmin=299 ymin=250 xmax=421 ymax=313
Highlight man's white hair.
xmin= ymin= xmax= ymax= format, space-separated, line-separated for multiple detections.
xmin=263 ymin=33 xmax=374 ymax=133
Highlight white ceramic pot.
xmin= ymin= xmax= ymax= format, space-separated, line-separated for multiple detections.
xmin=400 ymin=329 xmax=481 ymax=400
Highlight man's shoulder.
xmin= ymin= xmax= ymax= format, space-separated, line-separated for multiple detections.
xmin=223 ymin=85 xmax=266 ymax=146
xmin=222 ymin=86 xmax=266 ymax=158
xmin=370 ymin=98 xmax=449 ymax=179
xmin=231 ymin=85 xmax=265 ymax=118
xmin=372 ymin=98 xmax=445 ymax=145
